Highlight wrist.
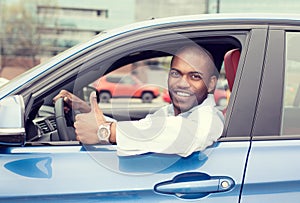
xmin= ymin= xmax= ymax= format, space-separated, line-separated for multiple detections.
xmin=109 ymin=122 xmax=117 ymax=144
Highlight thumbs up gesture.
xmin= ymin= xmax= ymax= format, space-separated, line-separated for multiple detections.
xmin=74 ymin=92 xmax=106 ymax=144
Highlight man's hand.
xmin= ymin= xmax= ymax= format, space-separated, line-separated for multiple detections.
xmin=53 ymin=90 xmax=91 ymax=113
xmin=74 ymin=92 xmax=106 ymax=144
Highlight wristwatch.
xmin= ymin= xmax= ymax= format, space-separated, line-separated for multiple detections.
xmin=97 ymin=122 xmax=112 ymax=144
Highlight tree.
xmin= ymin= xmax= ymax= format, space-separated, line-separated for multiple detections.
xmin=1 ymin=0 xmax=57 ymax=69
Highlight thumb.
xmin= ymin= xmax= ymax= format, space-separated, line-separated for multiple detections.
xmin=89 ymin=92 xmax=105 ymax=123
xmin=89 ymin=92 xmax=98 ymax=110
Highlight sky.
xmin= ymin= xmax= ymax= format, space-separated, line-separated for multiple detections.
xmin=4 ymin=0 xmax=300 ymax=15
xmin=218 ymin=0 xmax=300 ymax=14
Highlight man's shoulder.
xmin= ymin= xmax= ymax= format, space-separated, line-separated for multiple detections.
xmin=147 ymin=104 xmax=173 ymax=118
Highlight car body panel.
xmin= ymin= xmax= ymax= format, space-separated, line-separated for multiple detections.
xmin=241 ymin=140 xmax=300 ymax=203
xmin=1 ymin=141 xmax=249 ymax=202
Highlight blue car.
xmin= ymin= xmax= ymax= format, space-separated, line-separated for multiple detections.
xmin=1 ymin=14 xmax=300 ymax=202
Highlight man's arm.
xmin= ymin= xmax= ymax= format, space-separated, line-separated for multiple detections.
xmin=74 ymin=93 xmax=224 ymax=157
xmin=115 ymin=107 xmax=223 ymax=157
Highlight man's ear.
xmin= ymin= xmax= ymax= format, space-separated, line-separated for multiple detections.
xmin=207 ymin=75 xmax=217 ymax=93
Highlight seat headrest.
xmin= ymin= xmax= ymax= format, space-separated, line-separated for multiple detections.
xmin=224 ymin=49 xmax=240 ymax=91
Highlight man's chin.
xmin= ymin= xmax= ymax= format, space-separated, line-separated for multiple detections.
xmin=173 ymin=101 xmax=195 ymax=114
xmin=170 ymin=93 xmax=198 ymax=112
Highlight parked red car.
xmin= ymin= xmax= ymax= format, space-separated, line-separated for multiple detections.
xmin=93 ymin=74 xmax=160 ymax=103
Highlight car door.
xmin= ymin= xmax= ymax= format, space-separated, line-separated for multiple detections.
xmin=241 ymin=26 xmax=300 ymax=202
xmin=0 ymin=21 xmax=267 ymax=202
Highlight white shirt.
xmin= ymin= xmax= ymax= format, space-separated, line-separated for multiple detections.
xmin=116 ymin=94 xmax=224 ymax=157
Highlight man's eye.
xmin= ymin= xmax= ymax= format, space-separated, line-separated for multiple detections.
xmin=170 ymin=70 xmax=180 ymax=78
xmin=190 ymin=74 xmax=202 ymax=80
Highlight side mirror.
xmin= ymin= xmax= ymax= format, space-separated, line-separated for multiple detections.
xmin=0 ymin=95 xmax=26 ymax=146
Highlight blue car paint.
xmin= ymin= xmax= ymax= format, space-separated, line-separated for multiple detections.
xmin=4 ymin=157 xmax=52 ymax=178
xmin=0 ymin=141 xmax=249 ymax=202
xmin=241 ymin=140 xmax=300 ymax=203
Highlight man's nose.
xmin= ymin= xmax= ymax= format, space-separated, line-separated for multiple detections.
xmin=177 ymin=76 xmax=190 ymax=88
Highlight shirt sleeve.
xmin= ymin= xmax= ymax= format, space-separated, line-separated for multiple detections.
xmin=115 ymin=106 xmax=224 ymax=157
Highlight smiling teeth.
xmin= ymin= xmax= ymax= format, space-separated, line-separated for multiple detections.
xmin=176 ymin=92 xmax=190 ymax=97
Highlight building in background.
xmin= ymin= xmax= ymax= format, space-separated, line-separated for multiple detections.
xmin=135 ymin=0 xmax=207 ymax=21
xmin=36 ymin=0 xmax=136 ymax=56
xmin=0 ymin=0 xmax=136 ymax=78
xmin=36 ymin=0 xmax=207 ymax=57
xmin=219 ymin=0 xmax=300 ymax=13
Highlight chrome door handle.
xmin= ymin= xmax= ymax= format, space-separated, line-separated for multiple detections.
xmin=154 ymin=172 xmax=235 ymax=199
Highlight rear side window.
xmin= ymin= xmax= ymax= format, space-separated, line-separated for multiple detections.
xmin=282 ymin=32 xmax=300 ymax=135
xmin=106 ymin=76 xmax=122 ymax=83
xmin=120 ymin=76 xmax=136 ymax=85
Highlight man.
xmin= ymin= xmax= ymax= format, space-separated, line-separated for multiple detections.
xmin=54 ymin=45 xmax=224 ymax=157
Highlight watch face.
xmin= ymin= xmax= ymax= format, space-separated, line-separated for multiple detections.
xmin=99 ymin=127 xmax=109 ymax=138
xmin=97 ymin=124 xmax=111 ymax=144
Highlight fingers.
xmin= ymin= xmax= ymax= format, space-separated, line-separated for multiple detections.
xmin=74 ymin=112 xmax=99 ymax=144
xmin=53 ymin=90 xmax=72 ymax=105
xmin=53 ymin=91 xmax=62 ymax=103
xmin=89 ymin=92 xmax=105 ymax=124
xmin=53 ymin=90 xmax=68 ymax=102
xmin=63 ymin=96 xmax=68 ymax=103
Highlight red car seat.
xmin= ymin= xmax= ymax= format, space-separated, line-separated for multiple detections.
xmin=224 ymin=48 xmax=240 ymax=91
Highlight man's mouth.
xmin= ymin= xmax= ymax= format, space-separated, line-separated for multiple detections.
xmin=175 ymin=91 xmax=193 ymax=97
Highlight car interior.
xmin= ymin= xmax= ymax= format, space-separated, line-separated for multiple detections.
xmin=23 ymin=35 xmax=242 ymax=144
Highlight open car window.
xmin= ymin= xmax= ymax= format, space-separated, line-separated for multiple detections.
xmin=24 ymin=31 xmax=243 ymax=143
xmin=85 ymin=56 xmax=230 ymax=116
xmin=86 ymin=57 xmax=170 ymax=110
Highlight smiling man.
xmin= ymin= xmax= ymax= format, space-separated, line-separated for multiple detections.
xmin=57 ymin=44 xmax=224 ymax=157
xmin=168 ymin=45 xmax=218 ymax=116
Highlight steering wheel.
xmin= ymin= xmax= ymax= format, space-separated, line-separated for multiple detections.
xmin=54 ymin=98 xmax=76 ymax=141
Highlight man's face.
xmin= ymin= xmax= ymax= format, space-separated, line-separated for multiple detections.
xmin=168 ymin=53 xmax=215 ymax=115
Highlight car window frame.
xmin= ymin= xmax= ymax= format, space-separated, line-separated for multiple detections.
xmin=252 ymin=28 xmax=285 ymax=137
xmin=222 ymin=28 xmax=269 ymax=139
xmin=28 ymin=31 xmax=245 ymax=103
xmin=21 ymin=25 xmax=265 ymax=145
xmin=252 ymin=25 xmax=300 ymax=139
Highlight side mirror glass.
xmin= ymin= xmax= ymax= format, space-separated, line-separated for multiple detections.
xmin=0 ymin=95 xmax=25 ymax=145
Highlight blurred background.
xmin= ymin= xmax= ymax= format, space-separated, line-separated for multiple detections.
xmin=0 ymin=0 xmax=300 ymax=80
